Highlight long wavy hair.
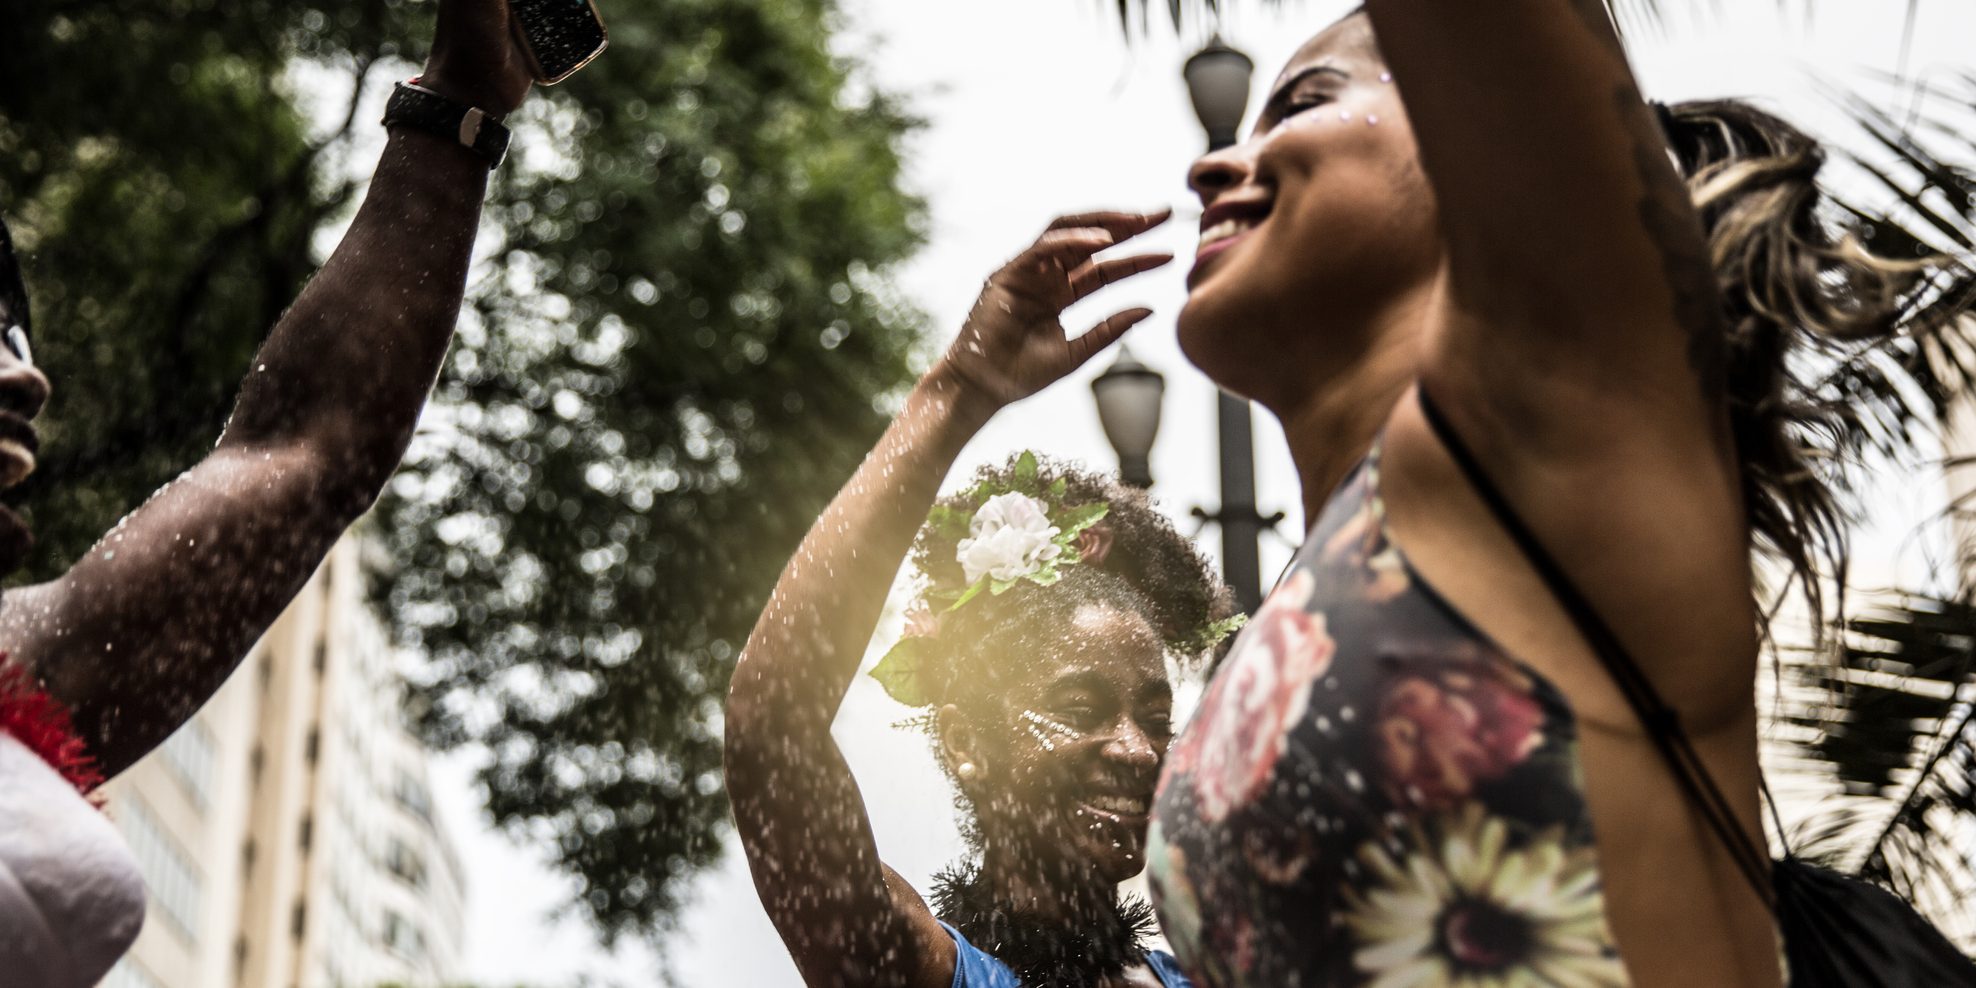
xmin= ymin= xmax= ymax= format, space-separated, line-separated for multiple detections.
xmin=1657 ymin=98 xmax=1976 ymax=637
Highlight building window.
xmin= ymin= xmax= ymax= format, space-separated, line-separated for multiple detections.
xmin=158 ymin=716 xmax=215 ymax=810
xmin=304 ymin=727 xmax=320 ymax=766
xmin=291 ymin=900 xmax=307 ymax=940
xmin=384 ymin=836 xmax=426 ymax=888
xmin=393 ymin=770 xmax=433 ymax=823
xmin=382 ymin=909 xmax=426 ymax=960
xmin=298 ymin=814 xmax=313 ymax=853
xmin=116 ymin=794 xmax=203 ymax=944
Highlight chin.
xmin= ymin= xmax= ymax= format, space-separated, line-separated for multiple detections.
xmin=1176 ymin=294 xmax=1277 ymax=405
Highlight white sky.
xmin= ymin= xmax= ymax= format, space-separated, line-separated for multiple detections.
xmin=423 ymin=2 xmax=1976 ymax=985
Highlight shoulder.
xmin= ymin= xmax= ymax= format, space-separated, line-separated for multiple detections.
xmin=940 ymin=921 xmax=1020 ymax=988
xmin=0 ymin=733 xmax=146 ymax=988
xmin=1145 ymin=949 xmax=1196 ymax=988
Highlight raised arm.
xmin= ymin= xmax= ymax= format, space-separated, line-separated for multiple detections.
xmin=724 ymin=212 xmax=1168 ymax=987
xmin=1362 ymin=3 xmax=1759 ymax=712
xmin=1364 ymin=0 xmax=1725 ymax=430
xmin=0 ymin=0 xmax=535 ymax=776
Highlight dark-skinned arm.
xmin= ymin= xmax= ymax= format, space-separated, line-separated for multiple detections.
xmin=0 ymin=0 xmax=536 ymax=776
xmin=724 ymin=212 xmax=1168 ymax=988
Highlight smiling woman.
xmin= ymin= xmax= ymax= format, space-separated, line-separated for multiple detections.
xmin=724 ymin=213 xmax=1235 ymax=988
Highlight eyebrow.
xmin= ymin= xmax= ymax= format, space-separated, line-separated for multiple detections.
xmin=1261 ymin=64 xmax=1352 ymax=120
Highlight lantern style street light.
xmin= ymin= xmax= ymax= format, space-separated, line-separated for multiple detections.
xmin=1183 ymin=34 xmax=1275 ymax=615
xmin=1091 ymin=346 xmax=1166 ymax=489
xmin=1183 ymin=36 xmax=1255 ymax=151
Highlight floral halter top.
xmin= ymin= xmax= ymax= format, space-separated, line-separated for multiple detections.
xmin=1146 ymin=439 xmax=1628 ymax=987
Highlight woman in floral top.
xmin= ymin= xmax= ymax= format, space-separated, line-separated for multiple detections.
xmin=1140 ymin=1 xmax=1958 ymax=985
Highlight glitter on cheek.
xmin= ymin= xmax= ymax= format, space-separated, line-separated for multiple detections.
xmin=1019 ymin=709 xmax=1081 ymax=753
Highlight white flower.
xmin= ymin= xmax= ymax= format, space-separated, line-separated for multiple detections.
xmin=956 ymin=492 xmax=1061 ymax=584
xmin=1343 ymin=806 xmax=1626 ymax=988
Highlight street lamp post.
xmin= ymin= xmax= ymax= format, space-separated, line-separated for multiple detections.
xmin=1091 ymin=347 xmax=1166 ymax=489
xmin=1184 ymin=36 xmax=1274 ymax=615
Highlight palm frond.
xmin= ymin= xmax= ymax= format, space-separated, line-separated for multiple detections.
xmin=1794 ymin=73 xmax=1976 ymax=477
xmin=1776 ymin=595 xmax=1976 ymax=946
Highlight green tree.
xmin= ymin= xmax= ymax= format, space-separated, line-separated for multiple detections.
xmin=4 ymin=0 xmax=926 ymax=947
xmin=0 ymin=0 xmax=427 ymax=575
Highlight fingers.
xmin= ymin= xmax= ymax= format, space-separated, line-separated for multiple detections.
xmin=1068 ymin=307 xmax=1154 ymax=367
xmin=1044 ymin=208 xmax=1172 ymax=243
xmin=1067 ymin=252 xmax=1174 ymax=304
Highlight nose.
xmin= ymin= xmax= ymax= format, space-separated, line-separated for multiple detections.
xmin=0 ymin=355 xmax=49 ymax=421
xmin=1103 ymin=715 xmax=1161 ymax=773
xmin=1188 ymin=141 xmax=1255 ymax=205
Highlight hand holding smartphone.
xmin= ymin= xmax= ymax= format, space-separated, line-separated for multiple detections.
xmin=507 ymin=0 xmax=609 ymax=84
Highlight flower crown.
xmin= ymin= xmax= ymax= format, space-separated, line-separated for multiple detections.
xmin=869 ymin=452 xmax=1245 ymax=707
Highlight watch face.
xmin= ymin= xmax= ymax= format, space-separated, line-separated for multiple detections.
xmin=507 ymin=0 xmax=609 ymax=84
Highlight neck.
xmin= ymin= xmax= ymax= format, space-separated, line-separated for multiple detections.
xmin=1262 ymin=280 xmax=1438 ymax=529
xmin=977 ymin=836 xmax=1115 ymax=924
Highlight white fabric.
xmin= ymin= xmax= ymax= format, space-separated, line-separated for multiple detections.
xmin=0 ymin=732 xmax=145 ymax=988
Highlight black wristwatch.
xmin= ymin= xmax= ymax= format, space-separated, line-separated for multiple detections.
xmin=382 ymin=81 xmax=511 ymax=167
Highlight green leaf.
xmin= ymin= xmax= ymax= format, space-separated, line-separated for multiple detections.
xmin=946 ymin=578 xmax=989 ymax=611
xmin=1055 ymin=502 xmax=1111 ymax=538
xmin=927 ymin=504 xmax=973 ymax=538
xmin=1013 ymin=450 xmax=1040 ymax=489
xmin=989 ymin=576 xmax=1022 ymax=595
xmin=869 ymin=637 xmax=930 ymax=708
xmin=1027 ymin=565 xmax=1063 ymax=588
xmin=1197 ymin=613 xmax=1249 ymax=649
xmin=1048 ymin=476 xmax=1069 ymax=499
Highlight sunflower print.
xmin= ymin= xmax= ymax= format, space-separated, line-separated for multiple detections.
xmin=1148 ymin=442 xmax=1628 ymax=986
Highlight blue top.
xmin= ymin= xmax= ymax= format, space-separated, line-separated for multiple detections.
xmin=940 ymin=921 xmax=1194 ymax=988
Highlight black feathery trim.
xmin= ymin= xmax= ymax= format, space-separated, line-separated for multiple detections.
xmin=930 ymin=861 xmax=1158 ymax=988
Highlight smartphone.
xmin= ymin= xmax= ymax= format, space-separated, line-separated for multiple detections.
xmin=507 ymin=0 xmax=609 ymax=85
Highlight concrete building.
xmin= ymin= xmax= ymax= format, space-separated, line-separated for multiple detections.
xmin=98 ymin=537 xmax=465 ymax=988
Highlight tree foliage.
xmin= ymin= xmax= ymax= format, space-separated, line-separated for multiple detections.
xmin=4 ymin=0 xmax=926 ymax=947
xmin=371 ymin=0 xmax=927 ymax=943
xmin=0 ymin=0 xmax=428 ymax=576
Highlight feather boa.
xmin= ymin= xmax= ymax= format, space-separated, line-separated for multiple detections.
xmin=931 ymin=861 xmax=1158 ymax=988
xmin=0 ymin=661 xmax=102 ymax=794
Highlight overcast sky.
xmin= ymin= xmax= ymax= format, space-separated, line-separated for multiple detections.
xmin=423 ymin=2 xmax=1976 ymax=984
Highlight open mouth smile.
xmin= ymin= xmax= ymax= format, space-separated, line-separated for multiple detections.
xmin=1191 ymin=197 xmax=1273 ymax=279
xmin=1078 ymin=792 xmax=1152 ymax=826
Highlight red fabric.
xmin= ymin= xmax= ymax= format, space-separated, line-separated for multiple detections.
xmin=0 ymin=660 xmax=103 ymax=794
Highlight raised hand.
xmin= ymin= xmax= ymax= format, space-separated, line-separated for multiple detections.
xmin=419 ymin=0 xmax=536 ymax=115
xmin=939 ymin=210 xmax=1174 ymax=409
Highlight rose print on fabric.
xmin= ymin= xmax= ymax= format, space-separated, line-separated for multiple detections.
xmin=1149 ymin=450 xmax=1626 ymax=988
xmin=1188 ymin=568 xmax=1335 ymax=822
xmin=1343 ymin=806 xmax=1625 ymax=987
xmin=1320 ymin=487 xmax=1409 ymax=604
xmin=1374 ymin=664 xmax=1545 ymax=811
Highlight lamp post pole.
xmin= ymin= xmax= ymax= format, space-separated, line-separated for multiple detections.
xmin=1184 ymin=36 xmax=1273 ymax=615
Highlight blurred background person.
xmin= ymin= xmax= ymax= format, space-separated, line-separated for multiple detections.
xmin=0 ymin=0 xmax=543 ymax=983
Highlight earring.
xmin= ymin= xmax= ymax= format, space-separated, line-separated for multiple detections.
xmin=957 ymin=761 xmax=978 ymax=781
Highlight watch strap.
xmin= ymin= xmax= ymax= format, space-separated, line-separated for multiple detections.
xmin=383 ymin=81 xmax=510 ymax=167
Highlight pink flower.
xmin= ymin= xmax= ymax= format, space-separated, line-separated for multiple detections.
xmin=1186 ymin=569 xmax=1334 ymax=822
xmin=1074 ymin=522 xmax=1115 ymax=568
xmin=903 ymin=602 xmax=942 ymax=640
xmin=1374 ymin=666 xmax=1544 ymax=811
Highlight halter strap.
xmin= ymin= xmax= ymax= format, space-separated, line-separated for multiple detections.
xmin=1413 ymin=387 xmax=1777 ymax=909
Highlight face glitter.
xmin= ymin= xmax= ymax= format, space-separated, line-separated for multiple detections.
xmin=1020 ymin=709 xmax=1080 ymax=752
